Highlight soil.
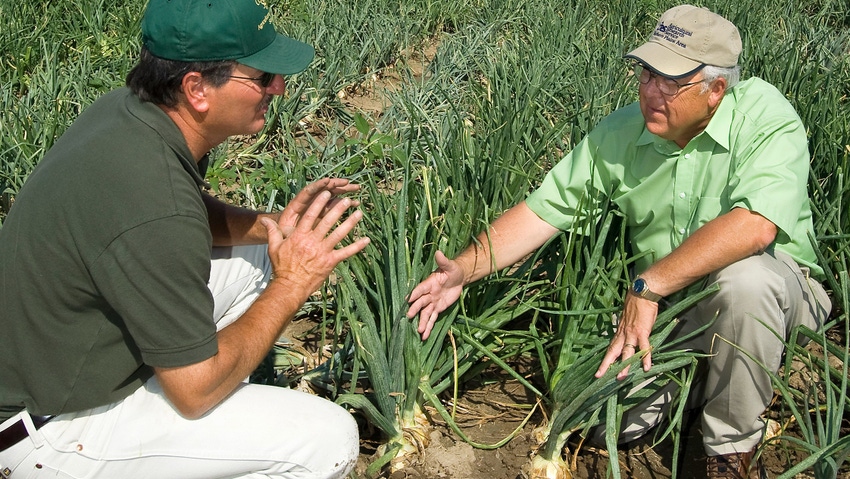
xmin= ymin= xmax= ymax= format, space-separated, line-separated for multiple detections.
xmin=280 ymin=317 xmax=849 ymax=479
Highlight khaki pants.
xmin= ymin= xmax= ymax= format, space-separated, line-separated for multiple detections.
xmin=603 ymin=250 xmax=831 ymax=456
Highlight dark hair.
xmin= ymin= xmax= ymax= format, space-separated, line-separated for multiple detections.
xmin=126 ymin=46 xmax=237 ymax=107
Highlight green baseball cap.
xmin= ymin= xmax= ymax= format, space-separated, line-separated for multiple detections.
xmin=624 ymin=5 xmax=741 ymax=79
xmin=141 ymin=0 xmax=315 ymax=75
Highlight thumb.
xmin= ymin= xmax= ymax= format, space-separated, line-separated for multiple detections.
xmin=262 ymin=218 xmax=283 ymax=247
xmin=434 ymin=250 xmax=451 ymax=269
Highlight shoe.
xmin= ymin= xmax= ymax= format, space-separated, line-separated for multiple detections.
xmin=706 ymin=447 xmax=767 ymax=479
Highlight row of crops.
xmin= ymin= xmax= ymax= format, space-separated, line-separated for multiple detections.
xmin=2 ymin=0 xmax=848 ymax=477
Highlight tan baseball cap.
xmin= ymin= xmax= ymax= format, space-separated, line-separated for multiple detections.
xmin=624 ymin=5 xmax=741 ymax=78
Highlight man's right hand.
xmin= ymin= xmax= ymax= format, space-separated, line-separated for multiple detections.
xmin=407 ymin=251 xmax=465 ymax=340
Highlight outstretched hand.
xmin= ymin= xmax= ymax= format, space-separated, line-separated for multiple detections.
xmin=262 ymin=186 xmax=369 ymax=298
xmin=407 ymin=251 xmax=465 ymax=340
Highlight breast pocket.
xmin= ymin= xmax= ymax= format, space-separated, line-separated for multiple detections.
xmin=691 ymin=196 xmax=725 ymax=230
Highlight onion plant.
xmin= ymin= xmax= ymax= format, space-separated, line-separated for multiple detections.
xmin=524 ymin=204 xmax=718 ymax=479
xmin=328 ymin=117 xmax=546 ymax=475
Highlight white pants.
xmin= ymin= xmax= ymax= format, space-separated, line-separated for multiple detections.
xmin=0 ymin=246 xmax=359 ymax=479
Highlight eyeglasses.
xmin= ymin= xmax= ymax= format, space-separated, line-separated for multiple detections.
xmin=633 ymin=63 xmax=704 ymax=97
xmin=228 ymin=71 xmax=276 ymax=88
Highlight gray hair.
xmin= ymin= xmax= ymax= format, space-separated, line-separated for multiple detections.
xmin=701 ymin=65 xmax=741 ymax=93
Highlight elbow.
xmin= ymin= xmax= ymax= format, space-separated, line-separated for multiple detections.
xmin=154 ymin=367 xmax=216 ymax=420
xmin=752 ymin=221 xmax=778 ymax=255
xmin=169 ymin=398 xmax=212 ymax=420
xmin=736 ymin=208 xmax=778 ymax=255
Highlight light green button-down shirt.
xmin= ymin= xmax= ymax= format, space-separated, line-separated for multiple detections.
xmin=526 ymin=77 xmax=822 ymax=278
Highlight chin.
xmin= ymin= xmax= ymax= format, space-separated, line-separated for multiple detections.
xmin=644 ymin=123 xmax=669 ymax=139
xmin=244 ymin=121 xmax=266 ymax=136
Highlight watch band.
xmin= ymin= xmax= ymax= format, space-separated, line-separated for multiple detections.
xmin=631 ymin=277 xmax=663 ymax=302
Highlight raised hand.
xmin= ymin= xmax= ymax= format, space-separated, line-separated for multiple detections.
xmin=262 ymin=189 xmax=369 ymax=298
xmin=276 ymin=178 xmax=361 ymax=239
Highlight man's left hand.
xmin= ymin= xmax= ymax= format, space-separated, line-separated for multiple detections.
xmin=277 ymin=178 xmax=360 ymax=238
xmin=595 ymin=292 xmax=658 ymax=380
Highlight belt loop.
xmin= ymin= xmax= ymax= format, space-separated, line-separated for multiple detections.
xmin=20 ymin=413 xmax=46 ymax=449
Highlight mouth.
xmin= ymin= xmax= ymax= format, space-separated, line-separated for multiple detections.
xmin=259 ymin=96 xmax=272 ymax=114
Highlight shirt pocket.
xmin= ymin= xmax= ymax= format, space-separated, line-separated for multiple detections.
xmin=690 ymin=196 xmax=724 ymax=230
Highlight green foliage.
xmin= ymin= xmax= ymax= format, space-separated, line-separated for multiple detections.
xmin=2 ymin=0 xmax=848 ymax=476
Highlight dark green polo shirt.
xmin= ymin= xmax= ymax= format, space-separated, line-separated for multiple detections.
xmin=0 ymin=88 xmax=218 ymax=421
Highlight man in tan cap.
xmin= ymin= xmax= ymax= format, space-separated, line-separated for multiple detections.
xmin=407 ymin=5 xmax=830 ymax=478
xmin=0 ymin=0 xmax=369 ymax=477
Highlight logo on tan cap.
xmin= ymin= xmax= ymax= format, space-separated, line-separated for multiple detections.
xmin=624 ymin=5 xmax=741 ymax=79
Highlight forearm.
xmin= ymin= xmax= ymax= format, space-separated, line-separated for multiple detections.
xmin=454 ymin=201 xmax=559 ymax=285
xmin=639 ymin=207 xmax=777 ymax=297
xmin=155 ymin=278 xmax=310 ymax=418
xmin=203 ymin=193 xmax=279 ymax=246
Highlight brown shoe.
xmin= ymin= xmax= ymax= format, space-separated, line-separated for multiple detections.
xmin=706 ymin=448 xmax=767 ymax=479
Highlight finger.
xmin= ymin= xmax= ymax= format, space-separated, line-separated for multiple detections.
xmin=292 ymin=179 xmax=331 ymax=206
xmin=642 ymin=349 xmax=653 ymax=372
xmin=303 ymin=178 xmax=333 ymax=195
xmin=419 ymin=310 xmax=438 ymax=340
xmin=596 ymin=338 xmax=630 ymax=378
xmin=433 ymin=250 xmax=452 ymax=269
xmin=595 ymin=351 xmax=617 ymax=378
xmin=327 ymin=182 xmax=359 ymax=196
xmin=308 ymin=196 xmax=358 ymax=240
xmin=407 ymin=283 xmax=426 ymax=306
xmin=326 ymin=196 xmax=360 ymax=208
xmin=332 ymin=236 xmax=371 ymax=261
xmin=616 ymin=345 xmax=635 ymax=380
xmin=287 ymin=178 xmax=341 ymax=213
xmin=408 ymin=293 xmax=432 ymax=318
xmin=294 ymin=190 xmax=333 ymax=233
xmin=416 ymin=304 xmax=436 ymax=332
xmin=323 ymin=207 xmax=363 ymax=246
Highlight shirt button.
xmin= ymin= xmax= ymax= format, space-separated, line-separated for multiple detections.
xmin=684 ymin=154 xmax=691 ymax=159
xmin=679 ymin=228 xmax=686 ymax=234
xmin=679 ymin=192 xmax=686 ymax=198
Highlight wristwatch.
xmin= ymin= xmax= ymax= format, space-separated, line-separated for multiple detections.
xmin=630 ymin=277 xmax=663 ymax=302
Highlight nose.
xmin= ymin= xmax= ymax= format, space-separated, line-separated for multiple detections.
xmin=639 ymin=76 xmax=666 ymax=100
xmin=266 ymin=74 xmax=286 ymax=95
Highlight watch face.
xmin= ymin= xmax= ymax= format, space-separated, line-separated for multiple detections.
xmin=633 ymin=278 xmax=646 ymax=294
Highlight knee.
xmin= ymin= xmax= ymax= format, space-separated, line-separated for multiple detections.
xmin=700 ymin=254 xmax=786 ymax=322
xmin=709 ymin=254 xmax=780 ymax=299
xmin=308 ymin=401 xmax=360 ymax=478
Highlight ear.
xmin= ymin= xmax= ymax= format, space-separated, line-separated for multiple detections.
xmin=181 ymin=72 xmax=211 ymax=113
xmin=706 ymin=76 xmax=727 ymax=109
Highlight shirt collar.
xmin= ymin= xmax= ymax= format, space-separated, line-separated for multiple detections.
xmin=636 ymin=127 xmax=682 ymax=156
xmin=701 ymin=90 xmax=735 ymax=151
xmin=124 ymin=89 xmax=210 ymax=188
xmin=635 ymin=91 xmax=736 ymax=153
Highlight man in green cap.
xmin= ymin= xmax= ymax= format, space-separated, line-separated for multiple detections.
xmin=407 ymin=5 xmax=830 ymax=478
xmin=0 ymin=0 xmax=368 ymax=477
